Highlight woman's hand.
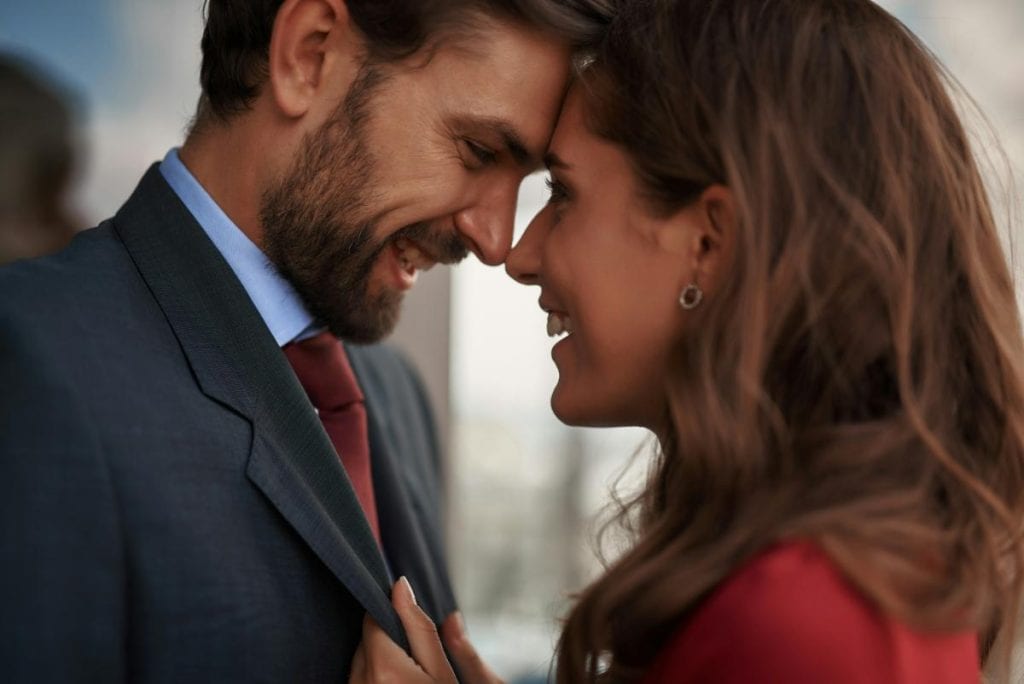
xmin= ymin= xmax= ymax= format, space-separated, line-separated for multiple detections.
xmin=349 ymin=576 xmax=504 ymax=684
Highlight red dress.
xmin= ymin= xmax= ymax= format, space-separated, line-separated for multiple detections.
xmin=641 ymin=542 xmax=979 ymax=683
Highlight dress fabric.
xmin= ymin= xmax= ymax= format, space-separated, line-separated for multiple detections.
xmin=641 ymin=542 xmax=978 ymax=683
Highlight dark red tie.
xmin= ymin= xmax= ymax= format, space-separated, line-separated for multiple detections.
xmin=283 ymin=332 xmax=381 ymax=547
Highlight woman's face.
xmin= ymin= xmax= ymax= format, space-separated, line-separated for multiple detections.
xmin=506 ymin=90 xmax=697 ymax=430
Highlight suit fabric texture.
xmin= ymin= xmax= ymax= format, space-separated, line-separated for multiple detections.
xmin=0 ymin=165 xmax=457 ymax=682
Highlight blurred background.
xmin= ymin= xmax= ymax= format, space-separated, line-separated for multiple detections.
xmin=1 ymin=1 xmax=1021 ymax=680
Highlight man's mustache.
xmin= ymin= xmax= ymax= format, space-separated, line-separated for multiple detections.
xmin=392 ymin=221 xmax=469 ymax=265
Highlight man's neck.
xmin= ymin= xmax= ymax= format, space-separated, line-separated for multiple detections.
xmin=178 ymin=114 xmax=287 ymax=251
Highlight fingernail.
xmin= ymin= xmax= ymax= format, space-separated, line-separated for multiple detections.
xmin=399 ymin=576 xmax=417 ymax=605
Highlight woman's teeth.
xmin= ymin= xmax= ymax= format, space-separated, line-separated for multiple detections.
xmin=547 ymin=312 xmax=574 ymax=338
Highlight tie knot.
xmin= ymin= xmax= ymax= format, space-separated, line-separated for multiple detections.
xmin=283 ymin=331 xmax=364 ymax=411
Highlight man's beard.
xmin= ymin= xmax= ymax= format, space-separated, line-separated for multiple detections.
xmin=260 ymin=64 xmax=468 ymax=344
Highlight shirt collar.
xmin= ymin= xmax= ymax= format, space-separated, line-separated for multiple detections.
xmin=159 ymin=148 xmax=320 ymax=347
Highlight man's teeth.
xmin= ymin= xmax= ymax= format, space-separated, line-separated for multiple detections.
xmin=546 ymin=312 xmax=573 ymax=338
xmin=395 ymin=238 xmax=435 ymax=271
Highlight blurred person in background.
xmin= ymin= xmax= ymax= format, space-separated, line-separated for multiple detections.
xmin=0 ymin=54 xmax=80 ymax=265
xmin=0 ymin=0 xmax=611 ymax=681
xmin=354 ymin=0 xmax=1024 ymax=682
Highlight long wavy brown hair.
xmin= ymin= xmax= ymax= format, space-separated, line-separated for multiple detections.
xmin=556 ymin=1 xmax=1024 ymax=681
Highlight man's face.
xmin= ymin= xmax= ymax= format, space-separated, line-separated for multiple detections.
xmin=261 ymin=18 xmax=572 ymax=343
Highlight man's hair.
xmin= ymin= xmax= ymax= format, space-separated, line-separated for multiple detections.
xmin=196 ymin=0 xmax=613 ymax=124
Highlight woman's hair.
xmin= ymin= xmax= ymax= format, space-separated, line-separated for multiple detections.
xmin=557 ymin=0 xmax=1024 ymax=681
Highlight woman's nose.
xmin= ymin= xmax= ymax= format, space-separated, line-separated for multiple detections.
xmin=505 ymin=206 xmax=551 ymax=285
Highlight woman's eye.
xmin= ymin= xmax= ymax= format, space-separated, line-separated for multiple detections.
xmin=465 ymin=140 xmax=497 ymax=166
xmin=545 ymin=176 xmax=569 ymax=204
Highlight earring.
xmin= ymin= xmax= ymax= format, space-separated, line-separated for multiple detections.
xmin=679 ymin=283 xmax=703 ymax=310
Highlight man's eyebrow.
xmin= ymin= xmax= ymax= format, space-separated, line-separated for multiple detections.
xmin=462 ymin=116 xmax=541 ymax=170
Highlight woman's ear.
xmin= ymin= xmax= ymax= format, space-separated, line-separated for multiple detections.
xmin=267 ymin=0 xmax=360 ymax=118
xmin=694 ymin=184 xmax=737 ymax=289
xmin=654 ymin=183 xmax=737 ymax=291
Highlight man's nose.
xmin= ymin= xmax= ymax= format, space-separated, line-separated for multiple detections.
xmin=453 ymin=181 xmax=518 ymax=266
xmin=505 ymin=206 xmax=548 ymax=285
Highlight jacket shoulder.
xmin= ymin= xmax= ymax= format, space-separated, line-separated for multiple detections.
xmin=0 ymin=221 xmax=138 ymax=319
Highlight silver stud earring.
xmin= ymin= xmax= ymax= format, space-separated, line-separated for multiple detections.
xmin=679 ymin=283 xmax=703 ymax=310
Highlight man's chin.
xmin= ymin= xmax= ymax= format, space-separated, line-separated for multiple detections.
xmin=322 ymin=293 xmax=403 ymax=346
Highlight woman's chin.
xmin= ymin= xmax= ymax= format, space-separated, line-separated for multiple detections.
xmin=550 ymin=401 xmax=578 ymax=427
xmin=550 ymin=386 xmax=587 ymax=427
xmin=551 ymin=387 xmax=628 ymax=429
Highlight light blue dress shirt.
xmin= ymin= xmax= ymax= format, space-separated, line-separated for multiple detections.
xmin=159 ymin=148 xmax=319 ymax=347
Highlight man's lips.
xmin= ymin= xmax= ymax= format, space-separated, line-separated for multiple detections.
xmin=386 ymin=234 xmax=465 ymax=292
xmin=391 ymin=222 xmax=470 ymax=267
xmin=393 ymin=237 xmax=439 ymax=271
xmin=377 ymin=226 xmax=472 ymax=293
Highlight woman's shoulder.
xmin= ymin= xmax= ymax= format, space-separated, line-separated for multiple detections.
xmin=641 ymin=541 xmax=978 ymax=683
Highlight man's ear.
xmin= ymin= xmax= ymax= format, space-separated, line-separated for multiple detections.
xmin=655 ymin=183 xmax=737 ymax=291
xmin=267 ymin=0 xmax=362 ymax=118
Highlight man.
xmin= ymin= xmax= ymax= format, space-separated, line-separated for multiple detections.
xmin=0 ymin=0 xmax=610 ymax=680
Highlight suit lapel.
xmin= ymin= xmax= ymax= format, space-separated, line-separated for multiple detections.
xmin=112 ymin=165 xmax=405 ymax=644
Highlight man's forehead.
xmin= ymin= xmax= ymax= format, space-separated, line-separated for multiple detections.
xmin=409 ymin=16 xmax=572 ymax=170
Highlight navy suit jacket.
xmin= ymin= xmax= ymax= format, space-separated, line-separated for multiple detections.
xmin=0 ymin=166 xmax=457 ymax=682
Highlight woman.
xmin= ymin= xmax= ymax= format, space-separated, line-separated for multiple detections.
xmin=353 ymin=0 xmax=1024 ymax=681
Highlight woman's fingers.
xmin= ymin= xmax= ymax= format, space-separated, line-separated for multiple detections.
xmin=350 ymin=612 xmax=423 ymax=683
xmin=348 ymin=632 xmax=368 ymax=682
xmin=391 ymin=576 xmax=458 ymax=683
xmin=349 ymin=580 xmax=498 ymax=684
xmin=441 ymin=612 xmax=505 ymax=684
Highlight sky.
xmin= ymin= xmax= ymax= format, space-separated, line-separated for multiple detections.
xmin=0 ymin=0 xmax=205 ymax=221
